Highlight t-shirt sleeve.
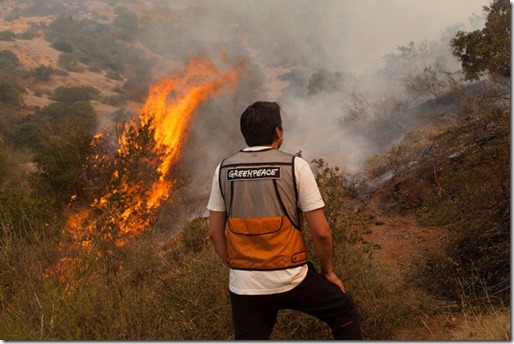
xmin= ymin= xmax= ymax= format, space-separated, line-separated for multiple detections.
xmin=206 ymin=164 xmax=226 ymax=212
xmin=295 ymin=157 xmax=325 ymax=212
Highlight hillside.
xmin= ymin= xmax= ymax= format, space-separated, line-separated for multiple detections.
xmin=0 ymin=0 xmax=509 ymax=340
xmin=0 ymin=2 xmax=143 ymax=119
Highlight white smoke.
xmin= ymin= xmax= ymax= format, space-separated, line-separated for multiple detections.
xmin=133 ymin=0 xmax=488 ymax=188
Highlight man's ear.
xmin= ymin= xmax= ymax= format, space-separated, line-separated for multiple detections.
xmin=274 ymin=127 xmax=283 ymax=140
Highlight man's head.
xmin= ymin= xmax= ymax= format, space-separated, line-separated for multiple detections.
xmin=240 ymin=101 xmax=283 ymax=147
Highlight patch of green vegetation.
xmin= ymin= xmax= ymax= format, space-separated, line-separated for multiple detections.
xmin=15 ymin=23 xmax=40 ymax=40
xmin=51 ymin=40 xmax=73 ymax=53
xmin=0 ymin=50 xmax=20 ymax=72
xmin=0 ymin=30 xmax=15 ymax=41
xmin=0 ymin=80 xmax=23 ymax=107
xmin=51 ymin=86 xmax=100 ymax=104
xmin=413 ymin=129 xmax=509 ymax=305
xmin=44 ymin=15 xmax=153 ymax=101
xmin=33 ymin=65 xmax=54 ymax=82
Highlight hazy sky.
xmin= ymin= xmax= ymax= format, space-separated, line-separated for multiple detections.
xmin=319 ymin=0 xmax=490 ymax=73
xmin=145 ymin=0 xmax=491 ymax=75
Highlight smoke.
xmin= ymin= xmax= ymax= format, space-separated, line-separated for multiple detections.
xmin=129 ymin=0 xmax=488 ymax=195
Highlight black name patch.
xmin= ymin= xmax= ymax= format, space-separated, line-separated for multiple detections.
xmin=227 ymin=167 xmax=281 ymax=181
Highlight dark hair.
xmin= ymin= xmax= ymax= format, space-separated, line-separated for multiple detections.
xmin=240 ymin=101 xmax=282 ymax=146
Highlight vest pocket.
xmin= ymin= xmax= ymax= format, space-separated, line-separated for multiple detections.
xmin=227 ymin=216 xmax=283 ymax=235
xmin=226 ymin=216 xmax=308 ymax=270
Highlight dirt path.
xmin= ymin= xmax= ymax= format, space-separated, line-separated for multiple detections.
xmin=363 ymin=211 xmax=446 ymax=278
xmin=359 ymin=188 xmax=456 ymax=340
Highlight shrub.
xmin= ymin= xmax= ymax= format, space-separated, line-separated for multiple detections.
xmin=414 ymin=200 xmax=509 ymax=305
xmin=11 ymin=121 xmax=48 ymax=150
xmin=51 ymin=86 xmax=99 ymax=104
xmin=0 ymin=50 xmax=20 ymax=71
xmin=0 ymin=30 xmax=15 ymax=41
xmin=0 ymin=80 xmax=23 ymax=107
xmin=410 ymin=99 xmax=510 ymax=306
xmin=57 ymin=53 xmax=84 ymax=72
xmin=33 ymin=65 xmax=53 ymax=82
xmin=15 ymin=25 xmax=39 ymax=40
xmin=51 ymin=40 xmax=73 ymax=53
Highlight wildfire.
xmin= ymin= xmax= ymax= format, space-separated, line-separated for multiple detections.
xmin=46 ymin=58 xmax=244 ymax=284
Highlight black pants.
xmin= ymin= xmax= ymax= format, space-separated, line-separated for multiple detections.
xmin=229 ymin=262 xmax=363 ymax=340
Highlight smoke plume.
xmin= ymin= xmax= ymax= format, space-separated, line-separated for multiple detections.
xmin=128 ymin=0 xmax=488 ymax=210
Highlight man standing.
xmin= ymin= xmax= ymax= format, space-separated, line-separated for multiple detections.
xmin=207 ymin=101 xmax=363 ymax=340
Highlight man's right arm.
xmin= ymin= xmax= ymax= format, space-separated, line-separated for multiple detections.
xmin=207 ymin=164 xmax=229 ymax=265
xmin=208 ymin=211 xmax=228 ymax=265
xmin=304 ymin=207 xmax=346 ymax=293
xmin=295 ymin=157 xmax=345 ymax=291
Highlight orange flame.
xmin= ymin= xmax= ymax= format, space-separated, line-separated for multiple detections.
xmin=46 ymin=58 xmax=244 ymax=284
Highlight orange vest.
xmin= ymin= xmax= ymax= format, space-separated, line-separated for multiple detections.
xmin=219 ymin=148 xmax=307 ymax=270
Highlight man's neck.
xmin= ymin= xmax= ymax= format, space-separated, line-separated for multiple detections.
xmin=245 ymin=145 xmax=274 ymax=151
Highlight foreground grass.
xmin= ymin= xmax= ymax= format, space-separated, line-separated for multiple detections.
xmin=0 ymin=201 xmax=424 ymax=340
xmin=450 ymin=307 xmax=510 ymax=340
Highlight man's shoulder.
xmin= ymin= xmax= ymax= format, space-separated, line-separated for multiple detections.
xmin=220 ymin=149 xmax=244 ymax=164
xmin=291 ymin=155 xmax=309 ymax=168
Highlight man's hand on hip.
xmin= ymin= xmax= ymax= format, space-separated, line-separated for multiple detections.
xmin=322 ymin=271 xmax=346 ymax=293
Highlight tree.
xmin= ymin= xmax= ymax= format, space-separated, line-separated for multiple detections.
xmin=77 ymin=118 xmax=165 ymax=251
xmin=31 ymin=126 xmax=94 ymax=206
xmin=14 ymin=101 xmax=99 ymax=206
xmin=451 ymin=0 xmax=510 ymax=80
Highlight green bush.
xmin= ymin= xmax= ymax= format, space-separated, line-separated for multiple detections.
xmin=0 ymin=50 xmax=20 ymax=71
xmin=15 ymin=25 xmax=39 ymax=40
xmin=0 ymin=80 xmax=23 ymax=107
xmin=44 ymin=15 xmax=153 ymax=87
xmin=51 ymin=40 xmax=73 ymax=53
xmin=11 ymin=121 xmax=48 ymax=149
xmin=10 ymin=101 xmax=98 ymax=206
xmin=33 ymin=65 xmax=54 ymax=82
xmin=0 ymin=30 xmax=15 ymax=41
xmin=51 ymin=86 xmax=99 ymax=104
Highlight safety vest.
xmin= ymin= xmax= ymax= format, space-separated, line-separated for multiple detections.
xmin=219 ymin=148 xmax=308 ymax=270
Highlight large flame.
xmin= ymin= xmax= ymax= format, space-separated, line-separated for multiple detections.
xmin=47 ymin=58 xmax=244 ymax=284
xmin=97 ymin=57 xmax=242 ymax=241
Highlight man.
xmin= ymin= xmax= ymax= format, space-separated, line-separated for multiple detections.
xmin=207 ymin=101 xmax=363 ymax=340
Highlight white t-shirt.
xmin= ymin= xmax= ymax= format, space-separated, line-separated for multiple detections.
xmin=207 ymin=146 xmax=325 ymax=295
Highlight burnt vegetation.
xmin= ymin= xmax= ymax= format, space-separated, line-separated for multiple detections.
xmin=0 ymin=0 xmax=510 ymax=340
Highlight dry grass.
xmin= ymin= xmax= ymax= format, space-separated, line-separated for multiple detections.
xmin=450 ymin=307 xmax=510 ymax=340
